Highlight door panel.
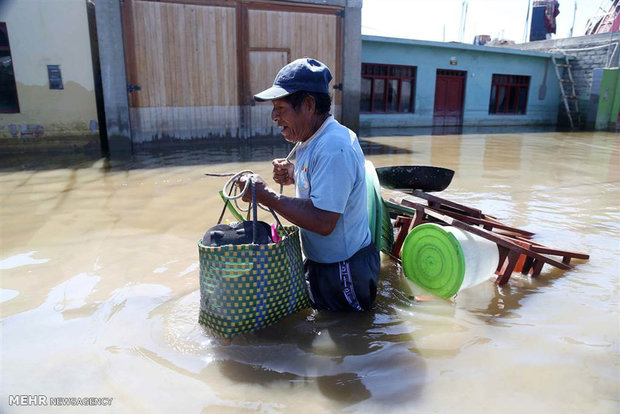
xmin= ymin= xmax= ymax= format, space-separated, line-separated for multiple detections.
xmin=247 ymin=8 xmax=341 ymax=134
xmin=433 ymin=70 xmax=466 ymax=127
xmin=122 ymin=0 xmax=239 ymax=141
xmin=248 ymin=49 xmax=289 ymax=136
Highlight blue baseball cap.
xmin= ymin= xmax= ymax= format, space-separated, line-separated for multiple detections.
xmin=254 ymin=57 xmax=333 ymax=102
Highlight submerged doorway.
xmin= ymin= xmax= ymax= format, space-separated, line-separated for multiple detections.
xmin=433 ymin=69 xmax=466 ymax=129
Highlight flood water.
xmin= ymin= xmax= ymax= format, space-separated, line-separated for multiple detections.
xmin=1 ymin=131 xmax=619 ymax=413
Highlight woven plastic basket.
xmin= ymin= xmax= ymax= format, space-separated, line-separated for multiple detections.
xmin=198 ymin=226 xmax=310 ymax=337
xmin=198 ymin=180 xmax=310 ymax=337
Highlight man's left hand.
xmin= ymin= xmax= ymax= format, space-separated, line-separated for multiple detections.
xmin=236 ymin=174 xmax=273 ymax=205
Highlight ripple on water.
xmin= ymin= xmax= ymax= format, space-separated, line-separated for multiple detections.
xmin=0 ymin=251 xmax=50 ymax=270
xmin=0 ymin=289 xmax=19 ymax=303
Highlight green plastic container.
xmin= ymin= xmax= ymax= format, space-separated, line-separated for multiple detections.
xmin=401 ymin=223 xmax=499 ymax=298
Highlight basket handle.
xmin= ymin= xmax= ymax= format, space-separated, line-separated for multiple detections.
xmin=251 ymin=178 xmax=290 ymax=241
xmin=217 ymin=174 xmax=290 ymax=241
xmin=252 ymin=178 xmax=258 ymax=244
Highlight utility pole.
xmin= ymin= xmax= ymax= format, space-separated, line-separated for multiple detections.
xmin=523 ymin=0 xmax=532 ymax=43
xmin=458 ymin=0 xmax=468 ymax=42
xmin=568 ymin=0 xmax=577 ymax=37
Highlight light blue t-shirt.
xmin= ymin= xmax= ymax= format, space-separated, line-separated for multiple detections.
xmin=293 ymin=116 xmax=371 ymax=263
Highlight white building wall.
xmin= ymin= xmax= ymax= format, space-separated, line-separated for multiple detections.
xmin=0 ymin=0 xmax=99 ymax=149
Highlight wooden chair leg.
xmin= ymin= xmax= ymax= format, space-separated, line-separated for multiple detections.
xmin=496 ymin=250 xmax=520 ymax=285
xmin=521 ymin=256 xmax=535 ymax=274
xmin=496 ymin=246 xmax=509 ymax=273
xmin=391 ymin=216 xmax=412 ymax=259
xmin=530 ymin=260 xmax=545 ymax=277
xmin=409 ymin=206 xmax=426 ymax=229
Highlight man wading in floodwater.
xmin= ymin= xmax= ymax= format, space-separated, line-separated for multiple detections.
xmin=237 ymin=57 xmax=380 ymax=312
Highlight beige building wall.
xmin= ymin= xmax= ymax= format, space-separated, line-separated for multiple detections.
xmin=0 ymin=0 xmax=99 ymax=150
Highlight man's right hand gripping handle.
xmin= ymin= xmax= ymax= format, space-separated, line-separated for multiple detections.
xmin=273 ymin=158 xmax=295 ymax=187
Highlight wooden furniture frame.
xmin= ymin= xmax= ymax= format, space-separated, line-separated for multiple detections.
xmin=386 ymin=191 xmax=589 ymax=285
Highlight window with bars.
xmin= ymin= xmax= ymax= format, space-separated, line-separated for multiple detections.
xmin=360 ymin=63 xmax=416 ymax=113
xmin=488 ymin=74 xmax=530 ymax=115
xmin=0 ymin=22 xmax=19 ymax=113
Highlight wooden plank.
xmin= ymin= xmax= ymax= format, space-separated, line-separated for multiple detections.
xmin=420 ymin=205 xmax=572 ymax=270
xmin=140 ymin=1 xmax=152 ymax=106
xmin=248 ymin=47 xmax=290 ymax=53
xmin=529 ymin=245 xmax=590 ymax=260
xmin=237 ymin=2 xmax=248 ymax=108
xmin=179 ymin=4 xmax=190 ymax=106
xmin=121 ymin=0 xmax=137 ymax=107
xmin=153 ymin=3 xmax=166 ymax=130
xmin=411 ymin=190 xmax=483 ymax=218
xmin=167 ymin=3 xmax=180 ymax=106
xmin=187 ymin=4 xmax=198 ymax=107
xmin=334 ymin=8 xmax=342 ymax=105
xmin=226 ymin=7 xmax=239 ymax=105
xmin=385 ymin=199 xmax=418 ymax=216
xmin=214 ymin=6 xmax=225 ymax=105
xmin=132 ymin=1 xmax=146 ymax=106
xmin=146 ymin=0 xmax=237 ymax=7
xmin=400 ymin=198 xmax=536 ymax=237
xmin=160 ymin=3 xmax=171 ymax=106
xmin=243 ymin=0 xmax=340 ymax=14
xmin=143 ymin=3 xmax=154 ymax=107
xmin=195 ymin=5 xmax=206 ymax=106
xmin=150 ymin=2 xmax=163 ymax=130
xmin=146 ymin=1 xmax=158 ymax=107
xmin=184 ymin=5 xmax=196 ymax=136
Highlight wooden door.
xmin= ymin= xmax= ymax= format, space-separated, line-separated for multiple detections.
xmin=433 ymin=69 xmax=466 ymax=127
xmin=121 ymin=0 xmax=343 ymax=142
xmin=246 ymin=4 xmax=342 ymax=136
xmin=248 ymin=49 xmax=289 ymax=136
xmin=121 ymin=0 xmax=239 ymax=142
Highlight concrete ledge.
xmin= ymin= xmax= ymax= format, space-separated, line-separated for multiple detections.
xmin=0 ymin=134 xmax=101 ymax=154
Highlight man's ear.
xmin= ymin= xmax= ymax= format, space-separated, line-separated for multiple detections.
xmin=302 ymin=96 xmax=316 ymax=115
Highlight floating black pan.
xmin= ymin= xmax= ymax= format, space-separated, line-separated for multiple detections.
xmin=375 ymin=165 xmax=455 ymax=193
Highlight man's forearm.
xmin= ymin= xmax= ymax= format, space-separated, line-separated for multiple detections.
xmin=261 ymin=191 xmax=339 ymax=236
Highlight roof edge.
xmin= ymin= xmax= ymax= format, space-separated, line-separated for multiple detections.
xmin=361 ymin=35 xmax=559 ymax=58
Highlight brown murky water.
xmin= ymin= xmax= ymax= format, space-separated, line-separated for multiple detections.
xmin=1 ymin=131 xmax=619 ymax=413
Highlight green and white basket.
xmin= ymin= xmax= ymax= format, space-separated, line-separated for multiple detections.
xmin=198 ymin=226 xmax=310 ymax=337
xmin=198 ymin=181 xmax=311 ymax=338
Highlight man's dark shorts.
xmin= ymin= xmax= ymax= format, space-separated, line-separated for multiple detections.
xmin=304 ymin=243 xmax=380 ymax=311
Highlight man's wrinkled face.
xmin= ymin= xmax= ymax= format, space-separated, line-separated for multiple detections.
xmin=271 ymin=98 xmax=313 ymax=143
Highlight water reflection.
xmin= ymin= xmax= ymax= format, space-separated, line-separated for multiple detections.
xmin=213 ymin=262 xmax=426 ymax=408
xmin=1 ymin=130 xmax=618 ymax=413
xmin=483 ymin=135 xmax=523 ymax=171
xmin=360 ymin=124 xmax=558 ymax=138
xmin=0 ymin=138 xmax=411 ymax=173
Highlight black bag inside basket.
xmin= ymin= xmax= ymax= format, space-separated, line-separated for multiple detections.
xmin=202 ymin=176 xmax=285 ymax=247
xmin=202 ymin=221 xmax=272 ymax=246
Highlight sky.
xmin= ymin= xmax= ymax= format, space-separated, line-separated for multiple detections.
xmin=361 ymin=0 xmax=611 ymax=44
